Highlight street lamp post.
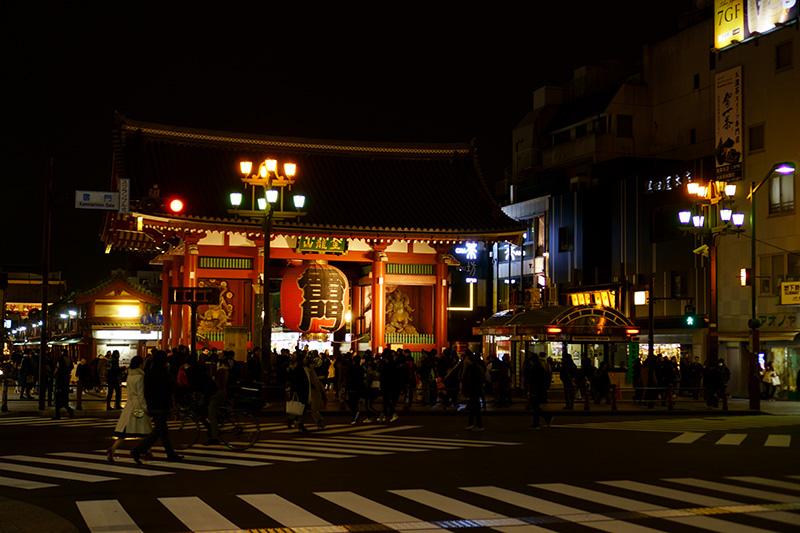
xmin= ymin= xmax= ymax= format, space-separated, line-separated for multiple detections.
xmin=231 ymin=159 xmax=306 ymax=383
xmin=746 ymin=162 xmax=796 ymax=410
xmin=678 ymin=179 xmax=745 ymax=367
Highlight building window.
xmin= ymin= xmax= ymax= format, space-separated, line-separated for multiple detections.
xmin=558 ymin=226 xmax=573 ymax=252
xmin=693 ymin=73 xmax=700 ymax=90
xmin=749 ymin=124 xmax=765 ymax=153
xmin=593 ymin=116 xmax=607 ymax=134
xmin=770 ymin=169 xmax=795 ymax=214
xmin=575 ymin=123 xmax=587 ymax=138
xmin=553 ymin=130 xmax=571 ymax=146
xmin=777 ymin=41 xmax=792 ymax=71
xmin=617 ymin=114 xmax=633 ymax=138
xmin=689 ymin=128 xmax=696 ymax=145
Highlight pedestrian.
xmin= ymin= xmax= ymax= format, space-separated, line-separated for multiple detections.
xmin=18 ymin=350 xmax=34 ymax=400
xmin=42 ymin=351 xmax=55 ymax=407
xmin=288 ymin=351 xmax=310 ymax=431
xmin=75 ymin=357 xmax=91 ymax=400
xmin=363 ymin=361 xmax=381 ymax=422
xmin=528 ymin=353 xmax=553 ymax=429
xmin=306 ymin=354 xmax=328 ymax=429
xmin=107 ymin=356 xmax=151 ymax=462
xmin=417 ymin=350 xmax=434 ymax=406
xmin=689 ymin=356 xmax=704 ymax=400
xmin=380 ymin=351 xmax=401 ymax=422
xmin=560 ymin=353 xmax=578 ymax=410
xmin=106 ymin=350 xmax=123 ymax=410
xmin=761 ymin=361 xmax=780 ymax=401
xmin=462 ymin=353 xmax=484 ymax=431
xmin=495 ymin=356 xmax=511 ymax=408
xmin=96 ymin=352 xmax=108 ymax=393
xmin=345 ymin=354 xmax=365 ymax=423
xmin=703 ymin=360 xmax=723 ymax=408
xmin=593 ymin=359 xmax=612 ymax=405
xmin=52 ymin=352 xmax=74 ymax=419
xmin=131 ymin=350 xmax=183 ymax=463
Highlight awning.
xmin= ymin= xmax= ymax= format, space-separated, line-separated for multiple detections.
xmin=474 ymin=305 xmax=638 ymax=342
xmin=718 ymin=331 xmax=800 ymax=343
xmin=49 ymin=337 xmax=85 ymax=346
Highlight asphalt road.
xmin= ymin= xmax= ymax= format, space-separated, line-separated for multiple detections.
xmin=0 ymin=411 xmax=799 ymax=532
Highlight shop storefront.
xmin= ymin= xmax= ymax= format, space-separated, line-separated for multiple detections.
xmin=475 ymin=305 xmax=640 ymax=390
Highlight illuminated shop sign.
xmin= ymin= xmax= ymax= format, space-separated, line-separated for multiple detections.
xmin=569 ymin=290 xmax=616 ymax=308
xmin=646 ymin=170 xmax=693 ymax=194
xmin=455 ymin=242 xmax=478 ymax=260
xmin=714 ymin=0 xmax=798 ymax=50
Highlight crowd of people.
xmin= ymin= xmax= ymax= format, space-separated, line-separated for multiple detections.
xmin=3 ymin=344 xmax=798 ymax=452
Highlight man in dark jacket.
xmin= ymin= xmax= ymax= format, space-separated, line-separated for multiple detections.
xmin=52 ymin=352 xmax=74 ymax=419
xmin=345 ymin=355 xmax=364 ymax=424
xmin=462 ymin=353 xmax=485 ymax=431
xmin=528 ymin=353 xmax=553 ymax=429
xmin=131 ymin=350 xmax=183 ymax=463
xmin=105 ymin=350 xmax=122 ymax=410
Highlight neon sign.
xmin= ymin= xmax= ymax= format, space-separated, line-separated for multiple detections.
xmin=455 ymin=242 xmax=478 ymax=260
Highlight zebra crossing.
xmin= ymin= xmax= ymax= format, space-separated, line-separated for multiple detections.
xmin=76 ymin=475 xmax=800 ymax=532
xmin=0 ymin=429 xmax=520 ymax=491
xmin=558 ymin=415 xmax=800 ymax=447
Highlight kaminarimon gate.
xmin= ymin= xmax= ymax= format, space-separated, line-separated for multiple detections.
xmin=101 ymin=114 xmax=524 ymax=366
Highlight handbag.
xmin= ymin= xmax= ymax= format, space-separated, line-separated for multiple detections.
xmin=286 ymin=394 xmax=305 ymax=416
xmin=133 ymin=408 xmax=145 ymax=418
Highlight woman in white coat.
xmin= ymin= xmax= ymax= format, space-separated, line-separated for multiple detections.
xmin=107 ymin=355 xmax=151 ymax=462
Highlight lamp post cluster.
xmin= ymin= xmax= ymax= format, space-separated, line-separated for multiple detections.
xmin=678 ymin=162 xmax=796 ymax=410
xmin=229 ymin=159 xmax=306 ymax=382
xmin=677 ymin=178 xmax=744 ymax=380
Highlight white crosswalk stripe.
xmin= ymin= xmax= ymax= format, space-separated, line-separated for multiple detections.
xmin=74 ymin=477 xmax=800 ymax=533
xmin=558 ymin=415 xmax=800 ymax=433
xmin=600 ymin=479 xmax=800 ymax=528
xmin=532 ymin=482 xmax=774 ymax=532
xmin=159 ymin=496 xmax=239 ymax=531
xmin=0 ymin=433 xmax=516 ymax=490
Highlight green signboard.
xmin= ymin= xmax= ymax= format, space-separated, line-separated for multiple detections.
xmin=296 ymin=236 xmax=348 ymax=255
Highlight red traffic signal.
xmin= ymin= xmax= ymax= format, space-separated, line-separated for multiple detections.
xmin=168 ymin=199 xmax=184 ymax=213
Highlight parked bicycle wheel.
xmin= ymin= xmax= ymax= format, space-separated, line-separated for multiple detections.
xmin=219 ymin=410 xmax=260 ymax=450
xmin=167 ymin=409 xmax=200 ymax=450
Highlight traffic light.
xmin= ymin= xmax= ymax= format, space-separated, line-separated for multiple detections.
xmin=167 ymin=198 xmax=184 ymax=213
xmin=740 ymin=268 xmax=753 ymax=286
xmin=684 ymin=304 xmax=699 ymax=327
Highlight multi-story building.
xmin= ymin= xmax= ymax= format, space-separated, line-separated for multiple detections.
xmin=483 ymin=2 xmax=800 ymax=399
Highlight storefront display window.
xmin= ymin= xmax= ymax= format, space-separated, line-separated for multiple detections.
xmin=766 ymin=346 xmax=798 ymax=398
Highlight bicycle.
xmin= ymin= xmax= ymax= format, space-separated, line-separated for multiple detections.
xmin=167 ymin=400 xmax=261 ymax=451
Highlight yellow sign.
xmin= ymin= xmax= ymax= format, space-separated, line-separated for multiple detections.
xmin=715 ymin=0 xmax=744 ymax=49
xmin=781 ymin=281 xmax=800 ymax=305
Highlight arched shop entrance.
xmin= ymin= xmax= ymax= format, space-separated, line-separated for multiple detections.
xmin=474 ymin=305 xmax=640 ymax=391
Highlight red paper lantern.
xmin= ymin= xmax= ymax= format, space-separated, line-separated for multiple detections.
xmin=280 ymin=263 xmax=349 ymax=334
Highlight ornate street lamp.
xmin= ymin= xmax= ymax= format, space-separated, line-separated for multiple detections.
xmin=746 ymin=161 xmax=796 ymax=410
xmin=678 ymin=178 xmax=745 ymax=369
xmin=230 ymin=159 xmax=306 ymax=382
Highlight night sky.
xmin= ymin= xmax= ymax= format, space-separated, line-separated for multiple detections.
xmin=1 ymin=1 xmax=695 ymax=292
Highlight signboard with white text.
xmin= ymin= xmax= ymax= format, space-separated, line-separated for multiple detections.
xmin=75 ymin=191 xmax=120 ymax=210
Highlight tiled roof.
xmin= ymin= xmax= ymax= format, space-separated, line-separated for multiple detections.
xmin=110 ymin=114 xmax=524 ymax=243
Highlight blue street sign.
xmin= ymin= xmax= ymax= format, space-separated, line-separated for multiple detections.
xmin=140 ymin=313 xmax=152 ymax=325
xmin=152 ymin=313 xmax=164 ymax=326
